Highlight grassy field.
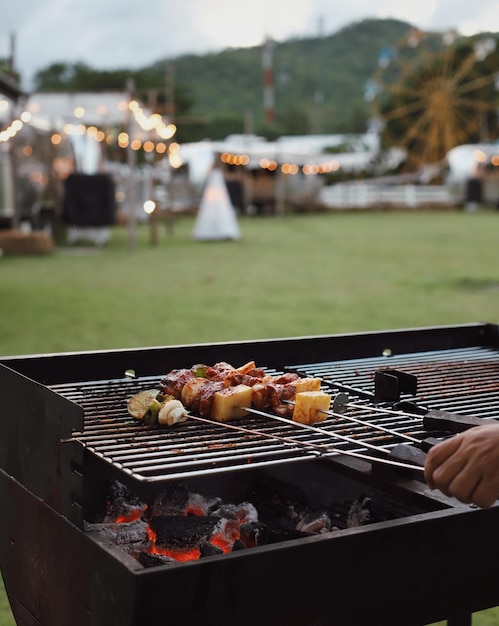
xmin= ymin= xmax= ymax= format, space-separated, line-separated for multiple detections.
xmin=1 ymin=209 xmax=499 ymax=624
xmin=1 ymin=210 xmax=499 ymax=357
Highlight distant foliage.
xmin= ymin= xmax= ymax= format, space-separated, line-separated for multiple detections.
xmin=33 ymin=18 xmax=497 ymax=143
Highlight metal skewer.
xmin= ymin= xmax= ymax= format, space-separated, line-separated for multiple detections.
xmin=328 ymin=393 xmax=421 ymax=444
xmin=333 ymin=392 xmax=423 ymax=421
xmin=191 ymin=413 xmax=424 ymax=473
xmin=281 ymin=393 xmax=421 ymax=444
xmin=244 ymin=407 xmax=404 ymax=458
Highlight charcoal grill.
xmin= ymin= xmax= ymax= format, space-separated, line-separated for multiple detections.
xmin=2 ymin=322 xmax=499 ymax=626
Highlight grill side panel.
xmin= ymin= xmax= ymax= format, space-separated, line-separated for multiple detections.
xmin=0 ymin=470 xmax=140 ymax=626
xmin=0 ymin=364 xmax=84 ymax=524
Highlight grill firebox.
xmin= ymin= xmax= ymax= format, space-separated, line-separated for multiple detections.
xmin=1 ymin=323 xmax=499 ymax=626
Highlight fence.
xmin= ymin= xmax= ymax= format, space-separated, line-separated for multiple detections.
xmin=318 ymin=183 xmax=455 ymax=210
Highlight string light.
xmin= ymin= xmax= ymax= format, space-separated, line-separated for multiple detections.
xmin=1 ymin=96 xmax=332 ymax=175
xmin=227 ymin=152 xmax=343 ymax=174
xmin=3 ymin=96 xmax=498 ymax=175
xmin=0 ymin=96 xmax=178 ymax=152
xmin=0 ymin=110 xmax=30 ymax=144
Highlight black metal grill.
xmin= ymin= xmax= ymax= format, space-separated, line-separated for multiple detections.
xmin=3 ymin=323 xmax=499 ymax=626
xmin=49 ymin=344 xmax=499 ymax=483
xmin=54 ymin=375 xmax=401 ymax=482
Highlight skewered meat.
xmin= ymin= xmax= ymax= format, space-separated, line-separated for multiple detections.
xmin=162 ymin=369 xmax=196 ymax=399
xmin=181 ymin=378 xmax=225 ymax=417
xmin=129 ymin=361 xmax=331 ymax=426
xmin=204 ymin=361 xmax=238 ymax=381
xmin=266 ymin=382 xmax=297 ymax=417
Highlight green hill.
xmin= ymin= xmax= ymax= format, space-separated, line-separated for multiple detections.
xmin=151 ymin=18 xmax=414 ymax=140
xmin=32 ymin=18 xmax=498 ymax=145
xmin=32 ymin=18 xmax=414 ymax=140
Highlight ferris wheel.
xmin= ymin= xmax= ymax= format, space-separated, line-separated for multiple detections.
xmin=365 ymin=28 xmax=499 ymax=170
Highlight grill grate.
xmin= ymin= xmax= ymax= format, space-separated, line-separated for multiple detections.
xmin=52 ymin=345 xmax=499 ymax=482
xmin=294 ymin=346 xmax=499 ymax=418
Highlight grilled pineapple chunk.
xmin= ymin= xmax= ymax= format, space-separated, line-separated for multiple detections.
xmin=291 ymin=377 xmax=322 ymax=393
xmin=236 ymin=360 xmax=256 ymax=374
xmin=211 ymin=384 xmax=253 ymax=422
xmin=293 ymin=391 xmax=331 ymax=425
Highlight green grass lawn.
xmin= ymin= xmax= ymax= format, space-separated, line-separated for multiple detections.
xmin=1 ymin=210 xmax=499 ymax=356
xmin=1 ymin=209 xmax=499 ymax=624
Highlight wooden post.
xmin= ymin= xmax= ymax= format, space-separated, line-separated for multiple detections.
xmin=149 ymin=206 xmax=159 ymax=246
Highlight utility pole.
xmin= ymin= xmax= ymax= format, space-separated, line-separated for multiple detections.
xmin=165 ymin=62 xmax=175 ymax=119
xmin=126 ymin=78 xmax=137 ymax=252
xmin=262 ymin=37 xmax=274 ymax=125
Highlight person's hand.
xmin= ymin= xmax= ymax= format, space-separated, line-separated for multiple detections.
xmin=424 ymin=423 xmax=499 ymax=508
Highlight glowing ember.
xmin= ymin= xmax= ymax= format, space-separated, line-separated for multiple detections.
xmin=115 ymin=507 xmax=145 ymax=523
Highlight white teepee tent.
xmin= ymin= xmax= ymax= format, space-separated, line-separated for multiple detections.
xmin=192 ymin=168 xmax=241 ymax=241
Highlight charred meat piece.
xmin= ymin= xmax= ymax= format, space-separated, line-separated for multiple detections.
xmin=273 ymin=372 xmax=300 ymax=385
xmin=198 ymin=380 xmax=225 ymax=417
xmin=161 ymin=368 xmax=195 ymax=399
xmin=180 ymin=378 xmax=224 ymax=417
xmin=204 ymin=361 xmax=237 ymax=381
xmin=267 ymin=382 xmax=297 ymax=417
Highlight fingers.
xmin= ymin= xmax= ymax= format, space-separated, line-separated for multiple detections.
xmin=424 ymin=434 xmax=464 ymax=488
xmin=467 ymin=478 xmax=499 ymax=509
xmin=436 ymin=463 xmax=481 ymax=504
xmin=426 ymin=444 xmax=469 ymax=497
xmin=423 ymin=425 xmax=499 ymax=508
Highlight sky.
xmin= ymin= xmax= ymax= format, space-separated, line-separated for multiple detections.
xmin=2 ymin=0 xmax=499 ymax=91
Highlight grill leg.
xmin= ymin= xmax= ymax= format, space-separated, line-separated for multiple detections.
xmin=447 ymin=614 xmax=472 ymax=626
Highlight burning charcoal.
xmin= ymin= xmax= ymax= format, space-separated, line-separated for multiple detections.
xmin=107 ymin=480 xmax=129 ymax=500
xmin=150 ymin=515 xmax=219 ymax=549
xmin=138 ymin=552 xmax=175 ymax=568
xmin=92 ymin=519 xmax=150 ymax=545
xmin=211 ymin=501 xmax=258 ymax=524
xmin=346 ymin=494 xmax=392 ymax=528
xmin=148 ymin=482 xmax=190 ymax=517
xmin=296 ymin=511 xmax=332 ymax=534
xmin=239 ymin=520 xmax=266 ymax=548
xmin=231 ymin=539 xmax=247 ymax=551
xmin=99 ymin=480 xmax=147 ymax=523
xmin=186 ymin=492 xmax=223 ymax=516
xmin=199 ymin=542 xmax=224 ymax=558
xmin=347 ymin=496 xmax=374 ymax=528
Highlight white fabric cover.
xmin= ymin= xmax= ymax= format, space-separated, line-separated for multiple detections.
xmin=192 ymin=168 xmax=241 ymax=241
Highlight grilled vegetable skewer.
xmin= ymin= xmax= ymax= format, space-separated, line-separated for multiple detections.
xmin=161 ymin=361 xmax=331 ymax=423
xmin=127 ymin=390 xmax=189 ymax=426
xmin=127 ymin=361 xmax=332 ymax=426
